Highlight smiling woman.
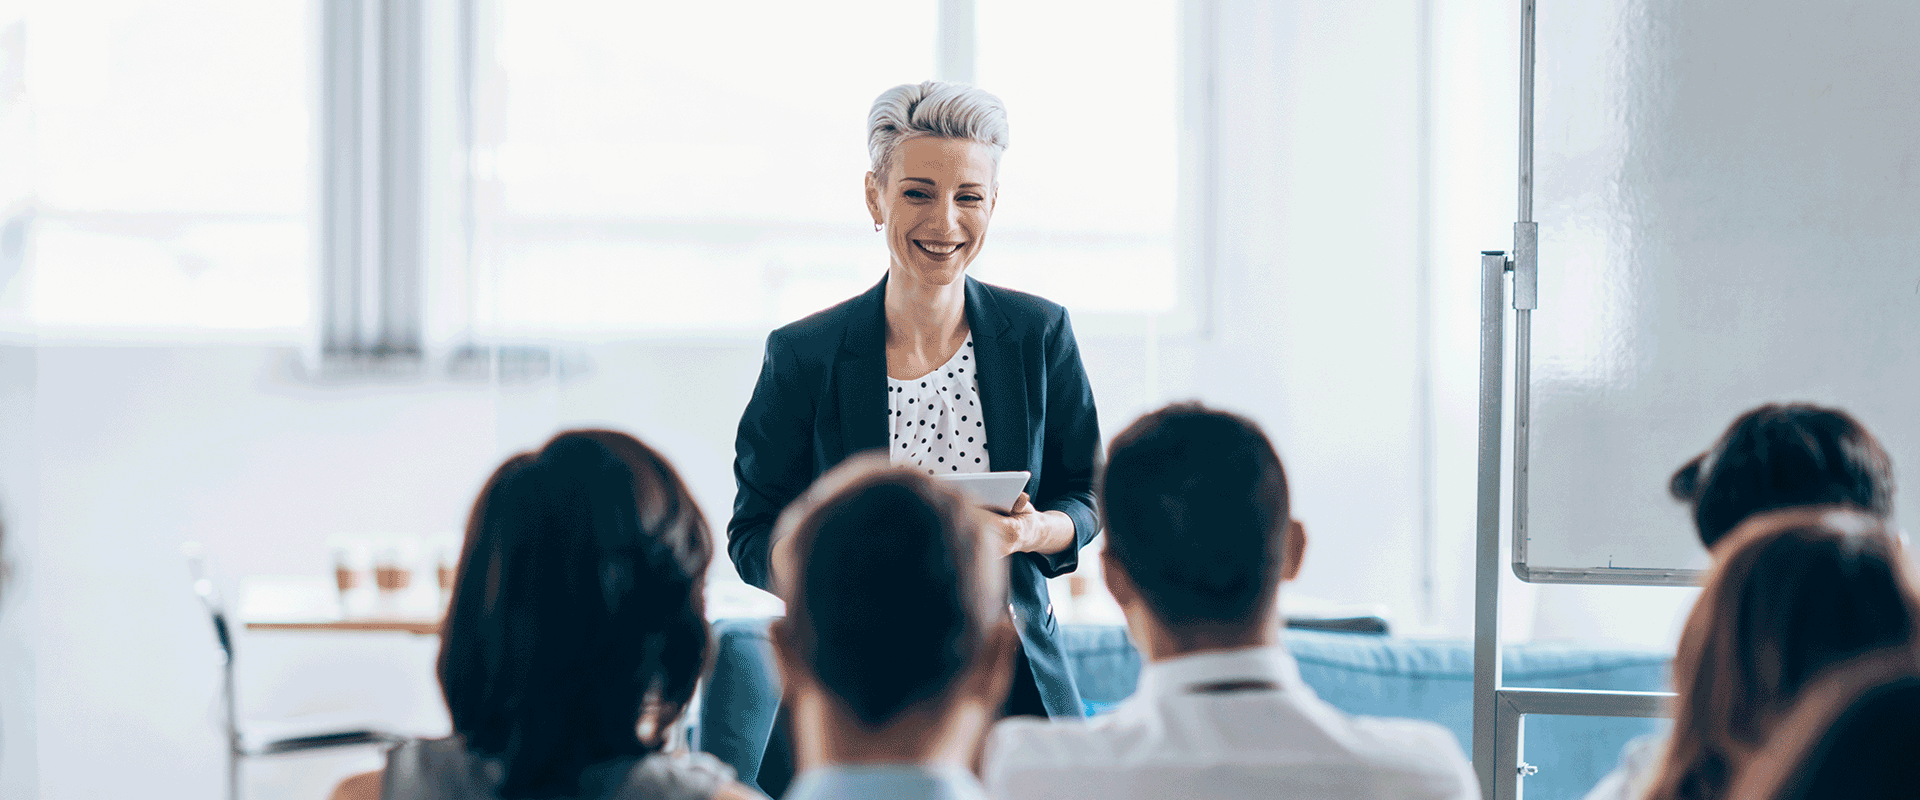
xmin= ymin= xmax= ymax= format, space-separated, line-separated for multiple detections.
xmin=724 ymin=81 xmax=1103 ymax=795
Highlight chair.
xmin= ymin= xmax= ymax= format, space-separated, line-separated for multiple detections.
xmin=187 ymin=549 xmax=398 ymax=800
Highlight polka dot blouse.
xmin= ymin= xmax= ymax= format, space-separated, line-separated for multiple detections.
xmin=888 ymin=338 xmax=989 ymax=476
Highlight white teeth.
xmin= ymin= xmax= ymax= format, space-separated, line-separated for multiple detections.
xmin=917 ymin=241 xmax=961 ymax=255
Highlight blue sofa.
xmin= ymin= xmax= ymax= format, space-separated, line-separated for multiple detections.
xmin=699 ymin=619 xmax=1671 ymax=800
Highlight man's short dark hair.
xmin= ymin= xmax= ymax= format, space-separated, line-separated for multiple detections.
xmin=1099 ymin=403 xmax=1289 ymax=630
xmin=783 ymin=463 xmax=1002 ymax=727
xmin=1669 ymin=403 xmax=1894 ymax=548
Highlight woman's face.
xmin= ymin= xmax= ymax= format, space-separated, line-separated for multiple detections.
xmin=866 ymin=136 xmax=996 ymax=288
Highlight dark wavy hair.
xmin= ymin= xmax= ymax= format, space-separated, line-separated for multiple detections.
xmin=439 ymin=429 xmax=713 ymax=800
xmin=1669 ymin=403 xmax=1893 ymax=548
xmin=1643 ymin=507 xmax=1920 ymax=800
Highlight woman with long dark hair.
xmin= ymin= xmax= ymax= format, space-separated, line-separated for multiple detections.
xmin=331 ymin=430 xmax=762 ymax=800
xmin=1582 ymin=506 xmax=1920 ymax=800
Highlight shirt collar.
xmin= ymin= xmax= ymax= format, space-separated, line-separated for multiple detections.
xmin=1133 ymin=645 xmax=1307 ymax=700
xmin=786 ymin=763 xmax=991 ymax=800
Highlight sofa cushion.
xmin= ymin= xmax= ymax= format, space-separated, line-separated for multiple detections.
xmin=1062 ymin=624 xmax=1671 ymax=800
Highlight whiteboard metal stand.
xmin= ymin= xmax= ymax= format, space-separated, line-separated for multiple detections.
xmin=1472 ymin=2 xmax=1678 ymax=798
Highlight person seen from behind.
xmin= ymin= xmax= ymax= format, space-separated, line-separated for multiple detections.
xmin=1668 ymin=402 xmax=1893 ymax=550
xmin=1583 ymin=400 xmax=1900 ymax=800
xmin=1583 ymin=506 xmax=1920 ymax=800
xmin=984 ymin=402 xmax=1479 ymax=800
xmin=331 ymin=430 xmax=764 ymax=800
xmin=1724 ymin=649 xmax=1920 ymax=800
xmin=769 ymin=455 xmax=1018 ymax=800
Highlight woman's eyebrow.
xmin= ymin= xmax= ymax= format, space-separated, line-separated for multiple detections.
xmin=899 ymin=177 xmax=987 ymax=190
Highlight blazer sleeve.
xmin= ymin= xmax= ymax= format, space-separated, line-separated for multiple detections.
xmin=728 ymin=332 xmax=814 ymax=590
xmin=1029 ymin=308 xmax=1101 ymax=578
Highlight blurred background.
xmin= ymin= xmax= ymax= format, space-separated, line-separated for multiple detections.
xmin=0 ymin=0 xmax=1702 ymax=797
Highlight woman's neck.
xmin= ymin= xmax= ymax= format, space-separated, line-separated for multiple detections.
xmin=883 ymin=268 xmax=968 ymax=350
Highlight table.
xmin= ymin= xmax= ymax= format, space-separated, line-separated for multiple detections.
xmin=240 ymin=576 xmax=788 ymax=634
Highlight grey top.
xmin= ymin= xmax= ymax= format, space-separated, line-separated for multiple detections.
xmin=783 ymin=764 xmax=990 ymax=800
xmin=381 ymin=736 xmax=742 ymax=800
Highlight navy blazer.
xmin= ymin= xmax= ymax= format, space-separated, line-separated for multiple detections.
xmin=728 ymin=275 xmax=1101 ymax=718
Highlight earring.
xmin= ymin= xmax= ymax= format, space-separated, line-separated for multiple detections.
xmin=874 ymin=222 xmax=883 ymax=232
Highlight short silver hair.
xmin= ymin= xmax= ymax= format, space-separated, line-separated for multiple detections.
xmin=867 ymin=81 xmax=1009 ymax=185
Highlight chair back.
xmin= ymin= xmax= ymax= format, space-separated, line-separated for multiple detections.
xmin=186 ymin=544 xmax=234 ymax=664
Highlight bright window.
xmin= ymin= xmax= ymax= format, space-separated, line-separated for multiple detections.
xmin=6 ymin=1 xmax=1183 ymax=339
xmin=472 ymin=1 xmax=937 ymax=336
xmin=21 ymin=0 xmax=313 ymax=334
xmin=470 ymin=0 xmax=1181 ymax=337
xmin=974 ymin=0 xmax=1180 ymax=314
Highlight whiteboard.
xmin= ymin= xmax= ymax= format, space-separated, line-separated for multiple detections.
xmin=1515 ymin=0 xmax=1920 ymax=583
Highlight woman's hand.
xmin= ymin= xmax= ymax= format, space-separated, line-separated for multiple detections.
xmin=988 ymin=493 xmax=1077 ymax=557
xmin=987 ymin=493 xmax=1039 ymax=556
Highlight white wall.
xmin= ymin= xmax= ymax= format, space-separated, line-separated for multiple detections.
xmin=1199 ymin=0 xmax=1441 ymax=634
xmin=11 ymin=346 xmax=517 ymax=799
xmin=1 ymin=347 xmax=41 ymax=799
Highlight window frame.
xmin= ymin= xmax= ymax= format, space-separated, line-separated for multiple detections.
xmin=320 ymin=0 xmax=1218 ymax=370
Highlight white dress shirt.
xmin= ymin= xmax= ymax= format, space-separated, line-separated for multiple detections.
xmin=982 ymin=645 xmax=1480 ymax=800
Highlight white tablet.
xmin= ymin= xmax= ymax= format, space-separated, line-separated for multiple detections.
xmin=936 ymin=470 xmax=1032 ymax=514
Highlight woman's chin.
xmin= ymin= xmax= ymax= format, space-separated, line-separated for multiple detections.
xmin=893 ymin=259 xmax=970 ymax=288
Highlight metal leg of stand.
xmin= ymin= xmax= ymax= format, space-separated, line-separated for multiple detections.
xmin=1494 ymin=692 xmax=1524 ymax=800
xmin=1494 ymin=689 xmax=1675 ymax=800
xmin=1472 ymin=251 xmax=1510 ymax=799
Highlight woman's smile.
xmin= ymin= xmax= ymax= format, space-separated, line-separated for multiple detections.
xmin=913 ymin=239 xmax=965 ymax=259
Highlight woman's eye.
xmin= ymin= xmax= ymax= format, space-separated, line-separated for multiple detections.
xmin=905 ymin=189 xmax=930 ymax=199
xmin=959 ymin=194 xmax=983 ymax=203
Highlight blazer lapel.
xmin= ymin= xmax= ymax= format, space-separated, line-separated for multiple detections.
xmin=835 ymin=278 xmax=891 ymax=460
xmin=966 ymin=278 xmax=1030 ymax=475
